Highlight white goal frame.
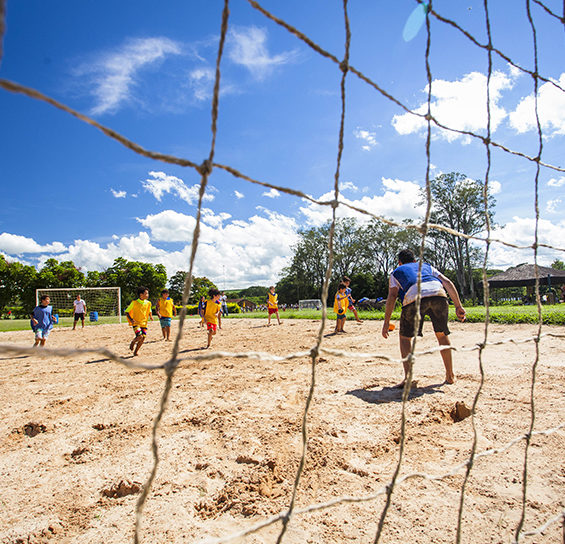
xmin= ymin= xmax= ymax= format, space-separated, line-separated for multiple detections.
xmin=36 ymin=287 xmax=122 ymax=323
xmin=299 ymin=299 xmax=322 ymax=311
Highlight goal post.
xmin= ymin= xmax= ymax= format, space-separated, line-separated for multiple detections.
xmin=299 ymin=299 xmax=322 ymax=311
xmin=36 ymin=287 xmax=121 ymax=324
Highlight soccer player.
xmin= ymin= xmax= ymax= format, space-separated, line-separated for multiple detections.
xmin=266 ymin=286 xmax=281 ymax=325
xmin=334 ymin=282 xmax=348 ymax=333
xmin=125 ymin=287 xmax=153 ymax=356
xmin=342 ymin=276 xmax=363 ymax=323
xmin=204 ymin=288 xmax=222 ymax=348
xmin=30 ymin=295 xmax=56 ymax=347
xmin=156 ymin=289 xmax=176 ymax=341
xmin=382 ymin=249 xmax=466 ymax=386
xmin=72 ymin=294 xmax=87 ymax=330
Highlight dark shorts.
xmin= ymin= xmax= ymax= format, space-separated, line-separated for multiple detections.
xmin=159 ymin=317 xmax=172 ymax=328
xmin=268 ymin=308 xmax=278 ymax=315
xmin=399 ymin=296 xmax=450 ymax=338
xmin=74 ymin=312 xmax=85 ymax=321
xmin=336 ymin=313 xmax=346 ymax=321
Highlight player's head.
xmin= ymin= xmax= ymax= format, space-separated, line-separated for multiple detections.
xmin=269 ymin=285 xmax=275 ymax=292
xmin=208 ymin=288 xmax=221 ymax=300
xmin=161 ymin=289 xmax=169 ymax=298
xmin=341 ymin=276 xmax=351 ymax=285
xmin=337 ymin=282 xmax=347 ymax=293
xmin=40 ymin=294 xmax=50 ymax=305
xmin=398 ymin=249 xmax=416 ymax=264
xmin=76 ymin=294 xmax=81 ymax=300
xmin=137 ymin=286 xmax=149 ymax=299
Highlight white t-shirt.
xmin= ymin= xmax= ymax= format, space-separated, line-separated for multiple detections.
xmin=74 ymin=299 xmax=86 ymax=313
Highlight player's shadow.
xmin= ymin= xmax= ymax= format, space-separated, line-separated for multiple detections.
xmin=347 ymin=382 xmax=445 ymax=405
xmin=0 ymin=355 xmax=29 ymax=361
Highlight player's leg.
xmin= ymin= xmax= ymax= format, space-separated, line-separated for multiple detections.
xmin=81 ymin=314 xmax=85 ymax=328
xmin=435 ymin=332 xmax=454 ymax=383
xmin=397 ymin=303 xmax=417 ymax=387
xmin=72 ymin=314 xmax=77 ymax=330
xmin=427 ymin=297 xmax=454 ymax=384
xmin=276 ymin=310 xmax=281 ymax=325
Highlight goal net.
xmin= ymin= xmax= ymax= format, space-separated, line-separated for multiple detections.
xmin=299 ymin=299 xmax=322 ymax=311
xmin=35 ymin=287 xmax=121 ymax=324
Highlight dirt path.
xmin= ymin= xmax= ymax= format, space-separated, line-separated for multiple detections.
xmin=1 ymin=319 xmax=564 ymax=543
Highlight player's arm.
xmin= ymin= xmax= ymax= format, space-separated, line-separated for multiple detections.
xmin=382 ymin=286 xmax=399 ymax=338
xmin=149 ymin=304 xmax=154 ymax=321
xmin=217 ymin=307 xmax=222 ymax=329
xmin=126 ymin=312 xmax=134 ymax=326
xmin=155 ymin=300 xmax=161 ymax=319
xmin=172 ymin=300 xmax=177 ymax=316
xmin=438 ymin=274 xmax=466 ymax=321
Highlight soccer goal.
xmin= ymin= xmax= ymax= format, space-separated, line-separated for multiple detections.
xmin=299 ymin=299 xmax=322 ymax=311
xmin=36 ymin=287 xmax=121 ymax=324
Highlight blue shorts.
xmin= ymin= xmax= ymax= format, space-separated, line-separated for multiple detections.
xmin=159 ymin=317 xmax=172 ymax=328
xmin=34 ymin=328 xmax=51 ymax=339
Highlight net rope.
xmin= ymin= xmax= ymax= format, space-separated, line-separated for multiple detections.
xmin=0 ymin=0 xmax=564 ymax=542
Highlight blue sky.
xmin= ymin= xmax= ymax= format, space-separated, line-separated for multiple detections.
xmin=1 ymin=0 xmax=564 ymax=289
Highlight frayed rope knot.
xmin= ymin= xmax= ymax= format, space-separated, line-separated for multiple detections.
xmin=198 ymin=159 xmax=213 ymax=176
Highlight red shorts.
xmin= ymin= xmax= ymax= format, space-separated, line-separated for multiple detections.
xmin=207 ymin=323 xmax=217 ymax=332
xmin=268 ymin=308 xmax=278 ymax=315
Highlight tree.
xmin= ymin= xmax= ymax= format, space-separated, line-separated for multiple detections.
xmin=189 ymin=277 xmax=218 ymax=304
xmin=0 ymin=255 xmax=38 ymax=312
xmin=423 ymin=172 xmax=496 ymax=301
xmin=168 ymin=270 xmax=188 ymax=303
xmin=37 ymin=259 xmax=85 ymax=288
xmin=102 ymin=258 xmax=167 ymax=308
xmin=551 ymin=259 xmax=564 ymax=270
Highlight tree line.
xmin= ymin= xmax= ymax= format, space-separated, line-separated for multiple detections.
xmin=276 ymin=172 xmax=496 ymax=303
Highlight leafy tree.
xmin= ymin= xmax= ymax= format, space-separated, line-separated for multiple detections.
xmin=239 ymin=285 xmax=269 ymax=298
xmin=102 ymin=258 xmax=167 ymax=308
xmin=37 ymin=259 xmax=85 ymax=288
xmin=551 ymin=259 xmax=564 ymax=270
xmin=423 ymin=172 xmax=496 ymax=301
xmin=0 ymin=256 xmax=39 ymax=312
xmin=189 ymin=277 xmax=218 ymax=304
xmin=168 ymin=270 xmax=189 ymax=303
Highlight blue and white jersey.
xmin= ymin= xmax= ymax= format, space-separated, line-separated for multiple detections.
xmin=390 ymin=262 xmax=446 ymax=306
xmin=30 ymin=304 xmax=54 ymax=331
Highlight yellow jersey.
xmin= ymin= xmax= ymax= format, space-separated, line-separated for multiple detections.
xmin=267 ymin=291 xmax=278 ymax=309
xmin=334 ymin=292 xmax=348 ymax=315
xmin=204 ymin=299 xmax=221 ymax=325
xmin=126 ymin=299 xmax=152 ymax=327
xmin=158 ymin=297 xmax=174 ymax=318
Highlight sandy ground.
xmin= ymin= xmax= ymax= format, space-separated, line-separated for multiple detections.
xmin=0 ymin=317 xmax=564 ymax=544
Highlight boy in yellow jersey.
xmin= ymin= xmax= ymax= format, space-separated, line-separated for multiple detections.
xmin=156 ymin=289 xmax=177 ymax=341
xmin=125 ymin=287 xmax=153 ymax=356
xmin=204 ymin=288 xmax=222 ymax=348
xmin=267 ymin=285 xmax=281 ymax=325
xmin=333 ymin=282 xmax=348 ymax=333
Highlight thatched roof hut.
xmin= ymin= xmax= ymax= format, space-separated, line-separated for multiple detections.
xmin=488 ymin=264 xmax=565 ymax=288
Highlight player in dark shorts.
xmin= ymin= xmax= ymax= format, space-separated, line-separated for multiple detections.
xmin=382 ymin=249 xmax=466 ymax=387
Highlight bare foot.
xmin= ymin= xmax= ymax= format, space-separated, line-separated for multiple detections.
xmin=129 ymin=340 xmax=135 ymax=351
xmin=445 ymin=376 xmax=455 ymax=384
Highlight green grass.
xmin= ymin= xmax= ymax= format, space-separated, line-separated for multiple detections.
xmin=1 ymin=305 xmax=564 ymax=332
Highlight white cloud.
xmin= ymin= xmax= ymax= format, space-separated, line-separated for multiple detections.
xmin=189 ymin=67 xmax=215 ymax=101
xmin=137 ymin=210 xmax=198 ymax=242
xmin=353 ymin=127 xmax=378 ymax=151
xmin=489 ymin=180 xmax=502 ymax=195
xmin=234 ymin=190 xmax=244 ymax=199
xmin=143 ymin=171 xmax=214 ymax=205
xmin=487 ymin=216 xmax=565 ymax=268
xmin=546 ymin=198 xmax=561 ymax=213
xmin=111 ymin=189 xmax=127 ymax=198
xmin=0 ymin=233 xmax=66 ymax=255
xmin=392 ymin=70 xmax=515 ymax=142
xmin=77 ymin=37 xmax=182 ymax=115
xmin=340 ymin=181 xmax=359 ymax=192
xmin=263 ymin=188 xmax=281 ymax=198
xmin=548 ymin=176 xmax=565 ymax=187
xmin=299 ymin=177 xmax=425 ymax=226
xmin=227 ymin=26 xmax=297 ymax=80
xmin=509 ymin=73 xmax=565 ymax=135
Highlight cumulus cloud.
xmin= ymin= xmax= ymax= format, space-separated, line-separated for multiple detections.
xmin=143 ymin=171 xmax=214 ymax=205
xmin=227 ymin=26 xmax=298 ymax=80
xmin=487 ymin=216 xmax=565 ymax=268
xmin=111 ymin=189 xmax=127 ymax=198
xmin=548 ymin=176 xmax=565 ymax=187
xmin=299 ymin=177 xmax=426 ymax=226
xmin=76 ymin=37 xmax=182 ymax=115
xmin=509 ymin=73 xmax=565 ymax=135
xmin=340 ymin=181 xmax=359 ymax=192
xmin=353 ymin=127 xmax=378 ymax=151
xmin=262 ymin=188 xmax=281 ymax=198
xmin=392 ymin=70 xmax=515 ymax=142
xmin=189 ymin=67 xmax=215 ymax=101
xmin=234 ymin=190 xmax=245 ymax=199
xmin=0 ymin=233 xmax=66 ymax=255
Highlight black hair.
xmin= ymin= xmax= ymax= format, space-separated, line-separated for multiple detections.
xmin=337 ymin=282 xmax=347 ymax=291
xmin=208 ymin=288 xmax=221 ymax=297
xmin=40 ymin=294 xmax=50 ymax=302
xmin=137 ymin=286 xmax=148 ymax=296
xmin=341 ymin=276 xmax=351 ymax=283
xmin=161 ymin=289 xmax=169 ymax=295
xmin=398 ymin=249 xmax=416 ymax=264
